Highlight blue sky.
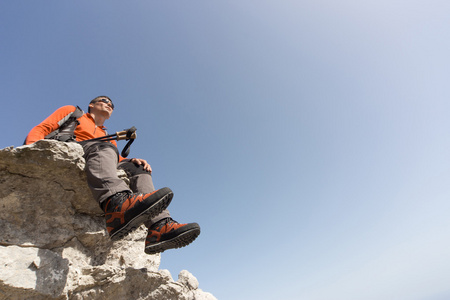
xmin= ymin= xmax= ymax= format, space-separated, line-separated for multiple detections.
xmin=1 ymin=1 xmax=450 ymax=299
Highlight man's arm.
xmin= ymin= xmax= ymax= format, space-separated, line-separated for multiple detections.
xmin=25 ymin=105 xmax=77 ymax=145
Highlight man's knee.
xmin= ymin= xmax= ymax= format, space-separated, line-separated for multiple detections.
xmin=118 ymin=160 xmax=150 ymax=177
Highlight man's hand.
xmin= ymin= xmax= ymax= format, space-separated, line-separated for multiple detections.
xmin=131 ymin=158 xmax=152 ymax=173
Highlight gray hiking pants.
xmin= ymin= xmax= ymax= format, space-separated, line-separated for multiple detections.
xmin=82 ymin=141 xmax=170 ymax=225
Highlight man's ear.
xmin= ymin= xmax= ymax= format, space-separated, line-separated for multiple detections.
xmin=89 ymin=103 xmax=94 ymax=110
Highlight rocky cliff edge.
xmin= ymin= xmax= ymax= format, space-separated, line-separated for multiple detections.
xmin=0 ymin=140 xmax=216 ymax=300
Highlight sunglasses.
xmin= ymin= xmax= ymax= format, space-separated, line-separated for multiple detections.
xmin=96 ymin=98 xmax=114 ymax=109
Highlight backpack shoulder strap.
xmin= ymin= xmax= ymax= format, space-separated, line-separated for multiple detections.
xmin=72 ymin=106 xmax=84 ymax=118
xmin=45 ymin=106 xmax=84 ymax=142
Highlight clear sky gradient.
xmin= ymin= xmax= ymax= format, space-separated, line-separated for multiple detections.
xmin=1 ymin=1 xmax=450 ymax=299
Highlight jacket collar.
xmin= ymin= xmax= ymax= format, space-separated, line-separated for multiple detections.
xmin=85 ymin=113 xmax=107 ymax=130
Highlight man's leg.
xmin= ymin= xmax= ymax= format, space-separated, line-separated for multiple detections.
xmin=83 ymin=141 xmax=131 ymax=205
xmin=118 ymin=160 xmax=171 ymax=226
xmin=82 ymin=141 xmax=173 ymax=240
xmin=118 ymin=160 xmax=201 ymax=254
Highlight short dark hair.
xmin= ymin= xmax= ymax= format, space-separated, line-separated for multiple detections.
xmin=88 ymin=96 xmax=112 ymax=113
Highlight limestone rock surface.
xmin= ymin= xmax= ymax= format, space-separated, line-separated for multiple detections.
xmin=0 ymin=140 xmax=216 ymax=300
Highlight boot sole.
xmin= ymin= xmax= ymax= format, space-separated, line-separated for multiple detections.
xmin=110 ymin=189 xmax=173 ymax=241
xmin=144 ymin=223 xmax=200 ymax=254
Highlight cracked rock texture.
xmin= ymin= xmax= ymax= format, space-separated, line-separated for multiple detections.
xmin=0 ymin=140 xmax=216 ymax=300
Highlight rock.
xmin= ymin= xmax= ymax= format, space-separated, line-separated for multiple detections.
xmin=0 ymin=140 xmax=216 ymax=300
xmin=178 ymin=270 xmax=199 ymax=290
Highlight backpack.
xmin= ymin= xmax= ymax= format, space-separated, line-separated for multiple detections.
xmin=44 ymin=106 xmax=84 ymax=142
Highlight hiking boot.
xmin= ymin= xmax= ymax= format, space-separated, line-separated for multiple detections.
xmin=145 ymin=218 xmax=200 ymax=254
xmin=103 ymin=187 xmax=173 ymax=241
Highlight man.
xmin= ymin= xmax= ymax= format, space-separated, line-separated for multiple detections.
xmin=25 ymin=96 xmax=200 ymax=254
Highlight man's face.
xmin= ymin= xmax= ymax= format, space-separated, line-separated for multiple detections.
xmin=90 ymin=98 xmax=114 ymax=118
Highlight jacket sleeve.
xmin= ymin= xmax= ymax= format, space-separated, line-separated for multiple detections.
xmin=25 ymin=105 xmax=77 ymax=145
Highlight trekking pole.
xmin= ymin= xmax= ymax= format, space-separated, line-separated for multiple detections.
xmin=120 ymin=127 xmax=137 ymax=158
xmin=81 ymin=126 xmax=137 ymax=158
xmin=86 ymin=127 xmax=137 ymax=142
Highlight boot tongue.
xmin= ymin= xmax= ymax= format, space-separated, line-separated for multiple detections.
xmin=107 ymin=191 xmax=131 ymax=209
xmin=151 ymin=217 xmax=173 ymax=230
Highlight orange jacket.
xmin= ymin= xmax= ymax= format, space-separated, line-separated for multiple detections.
xmin=25 ymin=105 xmax=123 ymax=159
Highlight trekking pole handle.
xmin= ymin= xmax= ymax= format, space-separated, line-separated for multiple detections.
xmin=116 ymin=127 xmax=137 ymax=141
